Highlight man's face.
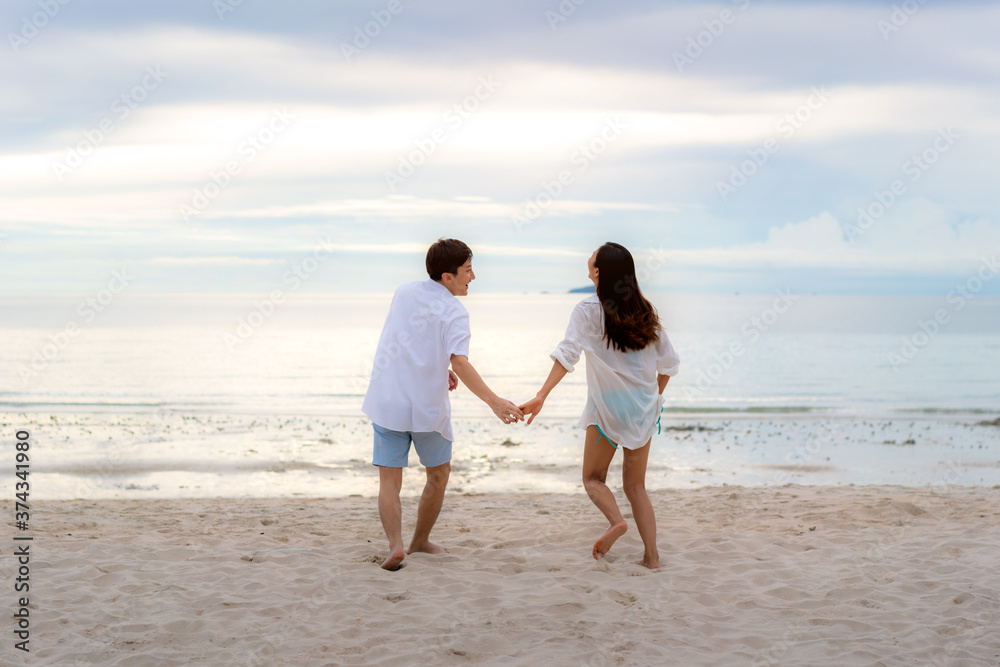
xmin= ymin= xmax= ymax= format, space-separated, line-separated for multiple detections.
xmin=443 ymin=258 xmax=475 ymax=296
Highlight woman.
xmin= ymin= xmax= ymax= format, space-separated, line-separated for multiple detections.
xmin=520 ymin=242 xmax=679 ymax=569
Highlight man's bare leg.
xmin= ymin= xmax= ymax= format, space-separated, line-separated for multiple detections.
xmin=408 ymin=461 xmax=450 ymax=555
xmin=377 ymin=466 xmax=406 ymax=570
xmin=623 ymin=440 xmax=659 ymax=569
xmin=583 ymin=426 xmax=627 ymax=559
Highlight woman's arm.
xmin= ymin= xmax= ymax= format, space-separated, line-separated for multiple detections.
xmin=658 ymin=373 xmax=670 ymax=395
xmin=519 ymin=360 xmax=568 ymax=425
xmin=522 ymin=303 xmax=588 ymax=425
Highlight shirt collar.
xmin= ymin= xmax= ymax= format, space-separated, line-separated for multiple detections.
xmin=426 ymin=279 xmax=455 ymax=297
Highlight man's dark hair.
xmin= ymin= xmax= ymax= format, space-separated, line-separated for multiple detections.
xmin=426 ymin=238 xmax=473 ymax=281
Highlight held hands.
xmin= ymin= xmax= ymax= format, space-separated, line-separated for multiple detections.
xmin=490 ymin=398 xmax=524 ymax=425
xmin=518 ymin=395 xmax=544 ymax=425
xmin=446 ymin=362 xmax=521 ymax=423
xmin=518 ymin=361 xmax=564 ymax=426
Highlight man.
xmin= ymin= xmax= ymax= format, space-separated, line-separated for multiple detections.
xmin=362 ymin=238 xmax=524 ymax=570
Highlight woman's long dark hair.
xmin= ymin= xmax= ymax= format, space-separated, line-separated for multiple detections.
xmin=594 ymin=242 xmax=660 ymax=352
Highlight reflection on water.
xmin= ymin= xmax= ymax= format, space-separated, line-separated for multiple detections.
xmin=7 ymin=411 xmax=999 ymax=500
xmin=2 ymin=293 xmax=999 ymax=416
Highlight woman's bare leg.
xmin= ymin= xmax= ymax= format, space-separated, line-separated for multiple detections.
xmin=582 ymin=426 xmax=627 ymax=559
xmin=623 ymin=440 xmax=658 ymax=569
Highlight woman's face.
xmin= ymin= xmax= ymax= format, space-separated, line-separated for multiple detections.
xmin=588 ymin=250 xmax=599 ymax=286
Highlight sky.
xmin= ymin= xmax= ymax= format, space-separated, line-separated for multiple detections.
xmin=2 ymin=0 xmax=999 ymax=296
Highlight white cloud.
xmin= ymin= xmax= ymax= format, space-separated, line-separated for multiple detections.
xmin=148 ymin=256 xmax=280 ymax=266
xmin=665 ymin=210 xmax=1000 ymax=272
xmin=322 ymin=242 xmax=586 ymax=258
xmin=201 ymin=195 xmax=667 ymax=222
xmin=3 ymin=7 xmax=999 ymax=295
xmin=764 ymin=212 xmax=846 ymax=251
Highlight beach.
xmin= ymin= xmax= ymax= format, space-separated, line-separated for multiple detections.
xmin=8 ymin=0 xmax=1000 ymax=663
xmin=4 ymin=292 xmax=999 ymax=664
xmin=4 ymin=485 xmax=999 ymax=666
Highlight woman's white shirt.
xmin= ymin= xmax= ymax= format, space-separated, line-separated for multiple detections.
xmin=550 ymin=294 xmax=680 ymax=449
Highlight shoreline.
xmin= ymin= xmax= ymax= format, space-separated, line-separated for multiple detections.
xmin=4 ymin=406 xmax=999 ymax=419
xmin=5 ymin=411 xmax=999 ymax=501
xmin=4 ymin=485 xmax=999 ymax=665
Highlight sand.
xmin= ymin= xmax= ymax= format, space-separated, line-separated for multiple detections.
xmin=3 ymin=485 xmax=999 ymax=666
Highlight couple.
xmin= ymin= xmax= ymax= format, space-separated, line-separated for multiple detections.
xmin=361 ymin=238 xmax=680 ymax=571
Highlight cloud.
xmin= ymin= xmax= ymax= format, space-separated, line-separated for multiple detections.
xmin=3 ymin=2 xmax=999 ymax=295
xmin=666 ymin=210 xmax=1000 ymax=272
xmin=148 ymin=256 xmax=280 ymax=265
xmin=200 ymin=195 xmax=667 ymax=222
xmin=324 ymin=242 xmax=586 ymax=258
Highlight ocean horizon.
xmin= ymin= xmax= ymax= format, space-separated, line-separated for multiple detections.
xmin=3 ymin=292 xmax=998 ymax=417
xmin=3 ymin=293 xmax=998 ymax=499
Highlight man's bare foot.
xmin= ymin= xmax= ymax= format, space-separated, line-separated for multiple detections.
xmin=381 ymin=547 xmax=405 ymax=571
xmin=636 ymin=555 xmax=660 ymax=569
xmin=407 ymin=541 xmax=448 ymax=555
xmin=592 ymin=520 xmax=628 ymax=560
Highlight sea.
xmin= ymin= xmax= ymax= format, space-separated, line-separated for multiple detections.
xmin=2 ymin=292 xmax=999 ymax=498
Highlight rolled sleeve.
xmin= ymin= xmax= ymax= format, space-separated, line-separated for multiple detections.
xmin=550 ymin=304 xmax=588 ymax=372
xmin=444 ymin=312 xmax=471 ymax=358
xmin=656 ymin=329 xmax=680 ymax=376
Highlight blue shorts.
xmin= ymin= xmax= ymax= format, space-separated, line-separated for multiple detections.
xmin=372 ymin=423 xmax=452 ymax=468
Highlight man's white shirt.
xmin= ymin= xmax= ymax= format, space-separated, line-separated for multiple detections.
xmin=362 ymin=280 xmax=471 ymax=441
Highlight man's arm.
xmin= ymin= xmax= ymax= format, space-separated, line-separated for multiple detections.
xmin=519 ymin=360 xmax=568 ymax=425
xmin=450 ymin=354 xmax=524 ymax=424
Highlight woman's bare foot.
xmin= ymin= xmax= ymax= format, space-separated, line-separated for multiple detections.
xmin=407 ymin=540 xmax=448 ymax=555
xmin=635 ymin=554 xmax=659 ymax=569
xmin=592 ymin=520 xmax=628 ymax=560
xmin=381 ymin=547 xmax=405 ymax=571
